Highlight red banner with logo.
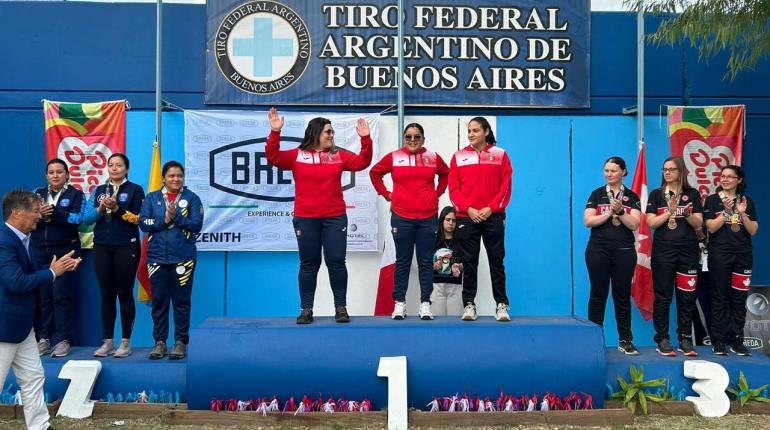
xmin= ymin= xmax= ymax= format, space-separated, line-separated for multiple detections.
xmin=44 ymin=99 xmax=127 ymax=247
xmin=667 ymin=105 xmax=745 ymax=200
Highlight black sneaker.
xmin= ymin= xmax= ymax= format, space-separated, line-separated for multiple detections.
xmin=730 ymin=341 xmax=751 ymax=356
xmin=618 ymin=340 xmax=640 ymax=356
xmin=656 ymin=339 xmax=677 ymax=357
xmin=335 ymin=306 xmax=350 ymax=323
xmin=713 ymin=342 xmax=728 ymax=356
xmin=678 ymin=337 xmax=698 ymax=357
xmin=296 ymin=308 xmax=314 ymax=324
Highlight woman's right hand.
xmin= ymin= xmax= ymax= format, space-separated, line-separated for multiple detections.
xmin=268 ymin=107 xmax=284 ymax=132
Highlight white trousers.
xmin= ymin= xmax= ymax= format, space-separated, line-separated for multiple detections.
xmin=0 ymin=329 xmax=50 ymax=430
xmin=430 ymin=283 xmax=463 ymax=316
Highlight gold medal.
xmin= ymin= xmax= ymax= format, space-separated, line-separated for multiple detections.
xmin=612 ymin=216 xmax=621 ymax=226
xmin=667 ymin=216 xmax=677 ymax=230
xmin=730 ymin=213 xmax=741 ymax=232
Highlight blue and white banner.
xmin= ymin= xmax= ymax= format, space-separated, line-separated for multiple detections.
xmin=206 ymin=0 xmax=590 ymax=107
xmin=185 ymin=110 xmax=380 ymax=251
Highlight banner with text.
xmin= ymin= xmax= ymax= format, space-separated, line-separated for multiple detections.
xmin=668 ymin=105 xmax=745 ymax=201
xmin=206 ymin=0 xmax=590 ymax=107
xmin=185 ymin=110 xmax=379 ymax=251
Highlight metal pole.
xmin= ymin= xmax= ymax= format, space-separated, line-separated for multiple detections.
xmin=155 ymin=0 xmax=163 ymax=150
xmin=397 ymin=0 xmax=404 ymax=147
xmin=637 ymin=7 xmax=644 ymax=149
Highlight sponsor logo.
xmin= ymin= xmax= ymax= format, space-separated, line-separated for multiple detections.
xmin=214 ymin=0 xmax=311 ymax=95
xmin=747 ymin=293 xmax=769 ymax=316
xmin=743 ymin=337 xmax=763 ymax=350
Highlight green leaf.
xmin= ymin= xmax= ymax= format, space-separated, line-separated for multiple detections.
xmin=628 ymin=399 xmax=637 ymax=414
xmin=617 ymin=376 xmax=629 ymax=391
xmin=625 ymin=387 xmax=640 ymax=403
xmin=755 ymin=397 xmax=770 ymax=403
xmin=740 ymin=395 xmax=749 ymax=407
xmin=639 ymin=392 xmax=649 ymax=414
xmin=645 ymin=394 xmax=665 ymax=402
xmin=738 ymin=371 xmax=749 ymax=391
xmin=642 ymin=378 xmax=667 ymax=387
xmin=629 ymin=366 xmax=640 ymax=383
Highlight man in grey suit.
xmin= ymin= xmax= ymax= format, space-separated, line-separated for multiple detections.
xmin=0 ymin=190 xmax=80 ymax=430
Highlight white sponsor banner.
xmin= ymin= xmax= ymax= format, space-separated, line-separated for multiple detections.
xmin=185 ymin=110 xmax=379 ymax=251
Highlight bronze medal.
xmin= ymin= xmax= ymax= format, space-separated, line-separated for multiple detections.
xmin=667 ymin=216 xmax=677 ymax=230
xmin=612 ymin=216 xmax=621 ymax=226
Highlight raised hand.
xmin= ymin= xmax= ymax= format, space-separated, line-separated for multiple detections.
xmin=268 ymin=107 xmax=284 ymax=132
xmin=356 ymin=118 xmax=370 ymax=137
xmin=736 ymin=196 xmax=748 ymax=214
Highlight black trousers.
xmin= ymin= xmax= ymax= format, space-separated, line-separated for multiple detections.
xmin=708 ymin=248 xmax=752 ymax=344
xmin=457 ymin=213 xmax=508 ymax=306
xmin=34 ymin=243 xmax=80 ymax=343
xmin=93 ymin=243 xmax=140 ymax=340
xmin=149 ymin=261 xmax=195 ymax=345
xmin=585 ymin=243 xmax=636 ymax=341
xmin=651 ymin=241 xmax=699 ymax=343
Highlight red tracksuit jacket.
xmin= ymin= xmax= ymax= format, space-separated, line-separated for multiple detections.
xmin=448 ymin=144 xmax=513 ymax=218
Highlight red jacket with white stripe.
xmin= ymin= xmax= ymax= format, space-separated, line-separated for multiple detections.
xmin=369 ymin=147 xmax=449 ymax=219
xmin=448 ymin=144 xmax=513 ymax=218
xmin=266 ymin=130 xmax=373 ymax=218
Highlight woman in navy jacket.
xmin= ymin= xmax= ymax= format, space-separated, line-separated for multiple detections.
xmin=140 ymin=161 xmax=203 ymax=360
xmin=31 ymin=158 xmax=85 ymax=358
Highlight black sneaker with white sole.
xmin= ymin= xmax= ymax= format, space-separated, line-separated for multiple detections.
xmin=678 ymin=337 xmax=698 ymax=357
xmin=730 ymin=341 xmax=751 ymax=356
xmin=656 ymin=339 xmax=676 ymax=357
xmin=618 ymin=340 xmax=640 ymax=356
xmin=713 ymin=342 xmax=728 ymax=356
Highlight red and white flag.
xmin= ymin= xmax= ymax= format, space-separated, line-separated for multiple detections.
xmin=631 ymin=144 xmax=654 ymax=320
xmin=374 ymin=229 xmax=396 ymax=316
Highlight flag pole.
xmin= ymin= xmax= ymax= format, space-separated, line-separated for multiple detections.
xmin=396 ymin=0 xmax=404 ymax=147
xmin=637 ymin=7 xmax=644 ymax=150
xmin=155 ymin=0 xmax=163 ymax=154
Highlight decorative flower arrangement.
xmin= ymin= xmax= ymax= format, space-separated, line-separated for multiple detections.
xmin=0 ymin=386 xmax=50 ymax=405
xmin=209 ymin=395 xmax=373 ymax=415
xmin=103 ymin=390 xmax=181 ymax=404
xmin=425 ymin=392 xmax=593 ymax=412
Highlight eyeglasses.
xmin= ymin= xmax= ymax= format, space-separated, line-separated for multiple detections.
xmin=404 ymin=135 xmax=423 ymax=141
xmin=661 ymin=168 xmax=679 ymax=173
xmin=323 ymin=130 xmax=335 ymax=135
xmin=720 ymin=175 xmax=739 ymax=180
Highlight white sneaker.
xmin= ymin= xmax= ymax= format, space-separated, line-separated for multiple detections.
xmin=113 ymin=339 xmax=132 ymax=358
xmin=93 ymin=339 xmax=114 ymax=357
xmin=418 ymin=302 xmax=434 ymax=320
xmin=461 ymin=303 xmax=477 ymax=321
xmin=391 ymin=301 xmax=406 ymax=320
xmin=495 ymin=303 xmax=511 ymax=322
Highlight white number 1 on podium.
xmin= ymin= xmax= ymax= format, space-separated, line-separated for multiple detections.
xmin=378 ymin=356 xmax=408 ymax=430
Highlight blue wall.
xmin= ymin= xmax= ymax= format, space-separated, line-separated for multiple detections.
xmin=1 ymin=3 xmax=769 ymax=347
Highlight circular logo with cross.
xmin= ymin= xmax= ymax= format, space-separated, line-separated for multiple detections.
xmin=214 ymin=1 xmax=311 ymax=95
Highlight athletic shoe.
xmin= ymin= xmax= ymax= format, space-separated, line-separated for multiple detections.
xmin=678 ymin=337 xmax=698 ymax=357
xmin=50 ymin=340 xmax=71 ymax=358
xmin=656 ymin=339 xmax=676 ymax=357
xmin=296 ymin=309 xmax=314 ymax=324
xmin=495 ymin=303 xmax=511 ymax=322
xmin=418 ymin=302 xmax=434 ymax=320
xmin=37 ymin=338 xmax=51 ymax=356
xmin=713 ymin=342 xmax=728 ymax=356
xmin=335 ymin=306 xmax=350 ymax=323
xmin=461 ymin=303 xmax=477 ymax=321
xmin=93 ymin=339 xmax=114 ymax=357
xmin=618 ymin=339 xmax=640 ymax=356
xmin=730 ymin=341 xmax=751 ymax=356
xmin=392 ymin=301 xmax=407 ymax=320
xmin=114 ymin=339 xmax=132 ymax=358
xmin=148 ymin=341 xmax=167 ymax=360
xmin=169 ymin=341 xmax=187 ymax=360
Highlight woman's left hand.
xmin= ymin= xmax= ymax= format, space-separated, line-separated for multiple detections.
xmin=478 ymin=207 xmax=492 ymax=220
xmin=737 ymin=196 xmax=748 ymax=214
xmin=356 ymin=118 xmax=370 ymax=137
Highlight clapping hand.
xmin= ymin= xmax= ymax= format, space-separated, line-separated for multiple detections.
xmin=50 ymin=250 xmax=81 ymax=276
xmin=165 ymin=201 xmax=176 ymax=224
xmin=40 ymin=204 xmax=54 ymax=218
xmin=609 ymin=198 xmax=622 ymax=214
xmin=736 ymin=196 xmax=748 ymax=214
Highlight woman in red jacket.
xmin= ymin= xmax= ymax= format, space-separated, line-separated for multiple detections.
xmin=266 ymin=108 xmax=373 ymax=324
xmin=370 ymin=123 xmax=449 ymax=320
xmin=448 ymin=117 xmax=512 ymax=322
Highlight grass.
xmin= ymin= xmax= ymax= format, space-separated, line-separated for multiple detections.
xmin=1 ymin=414 xmax=770 ymax=429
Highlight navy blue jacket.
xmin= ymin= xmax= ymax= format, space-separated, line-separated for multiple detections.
xmin=84 ymin=181 xmax=144 ymax=246
xmin=31 ymin=185 xmax=84 ymax=248
xmin=0 ymin=224 xmax=55 ymax=343
xmin=139 ymin=187 xmax=203 ymax=264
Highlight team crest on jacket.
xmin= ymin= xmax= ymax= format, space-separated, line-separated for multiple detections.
xmin=682 ymin=195 xmax=689 ymax=201
xmin=214 ymin=1 xmax=311 ymax=95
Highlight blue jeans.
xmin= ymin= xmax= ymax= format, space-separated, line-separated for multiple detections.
xmin=391 ymin=213 xmax=438 ymax=303
xmin=293 ymin=215 xmax=348 ymax=309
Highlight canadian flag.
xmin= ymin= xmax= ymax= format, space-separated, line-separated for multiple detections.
xmin=631 ymin=144 xmax=654 ymax=320
xmin=374 ymin=228 xmax=396 ymax=315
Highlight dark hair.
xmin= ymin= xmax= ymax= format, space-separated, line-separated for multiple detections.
xmin=469 ymin=117 xmax=496 ymax=145
xmin=438 ymin=206 xmax=456 ymax=240
xmin=108 ymin=153 xmax=130 ymax=179
xmin=3 ymin=189 xmax=38 ymax=221
xmin=162 ymin=160 xmax=185 ymax=177
xmin=403 ymin=123 xmax=425 ymax=137
xmin=717 ymin=164 xmax=747 ymax=194
xmin=604 ymin=156 xmax=628 ymax=177
xmin=299 ymin=117 xmax=333 ymax=152
xmin=658 ymin=156 xmax=691 ymax=191
xmin=46 ymin=158 xmax=69 ymax=173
